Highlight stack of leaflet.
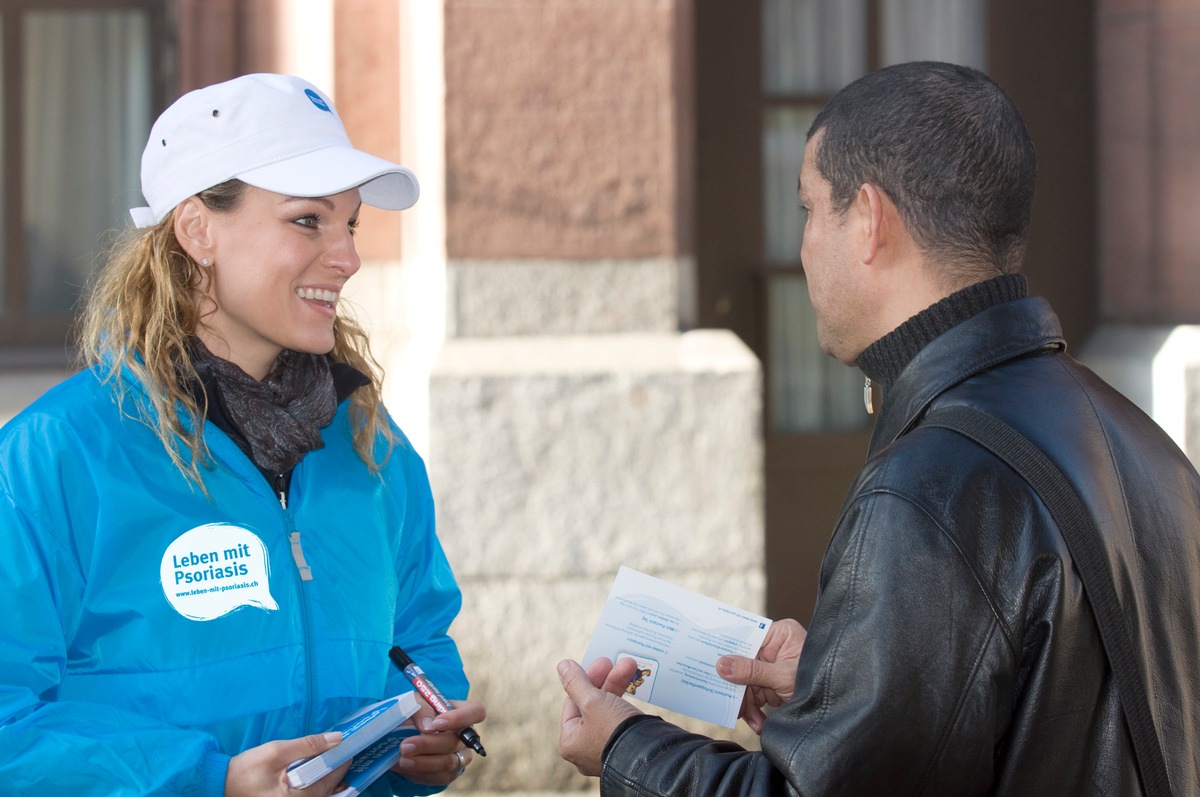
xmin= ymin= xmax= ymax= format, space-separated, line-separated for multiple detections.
xmin=288 ymin=691 xmax=421 ymax=794
xmin=332 ymin=725 xmax=421 ymax=797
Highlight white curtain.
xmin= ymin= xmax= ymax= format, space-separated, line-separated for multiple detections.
xmin=763 ymin=0 xmax=986 ymax=432
xmin=882 ymin=0 xmax=987 ymax=68
xmin=763 ymin=0 xmax=867 ymax=96
xmin=769 ymin=277 xmax=869 ymax=431
xmin=24 ymin=10 xmax=151 ymax=314
xmin=762 ymin=107 xmax=814 ymax=265
xmin=763 ymin=108 xmax=866 ymax=431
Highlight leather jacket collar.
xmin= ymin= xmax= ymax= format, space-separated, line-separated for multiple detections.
xmin=869 ymin=296 xmax=1065 ymax=456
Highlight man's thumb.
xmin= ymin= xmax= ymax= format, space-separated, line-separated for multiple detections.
xmin=558 ymin=658 xmax=590 ymax=698
xmin=717 ymin=653 xmax=764 ymax=686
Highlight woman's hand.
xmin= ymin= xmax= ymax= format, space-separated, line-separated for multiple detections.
xmin=225 ymin=732 xmax=351 ymax=797
xmin=392 ymin=698 xmax=487 ymax=786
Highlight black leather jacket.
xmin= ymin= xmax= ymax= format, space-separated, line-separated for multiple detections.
xmin=601 ymin=297 xmax=1200 ymax=795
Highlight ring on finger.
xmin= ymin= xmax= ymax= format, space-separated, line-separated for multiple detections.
xmin=454 ymin=749 xmax=466 ymax=776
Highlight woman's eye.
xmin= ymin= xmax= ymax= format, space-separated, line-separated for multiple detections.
xmin=293 ymin=214 xmax=320 ymax=229
xmin=348 ymin=218 xmax=360 ymax=236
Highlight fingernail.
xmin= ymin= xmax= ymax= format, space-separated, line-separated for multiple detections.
xmin=323 ymin=731 xmax=342 ymax=744
xmin=432 ymin=717 xmax=448 ymax=730
xmin=557 ymin=660 xmax=570 ymax=677
xmin=420 ymin=717 xmax=435 ymax=732
xmin=716 ymin=657 xmax=733 ymax=676
xmin=400 ymin=742 xmax=417 ymax=756
xmin=396 ymin=755 xmax=415 ymax=770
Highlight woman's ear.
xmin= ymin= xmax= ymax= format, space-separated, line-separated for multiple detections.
xmin=173 ymin=197 xmax=213 ymax=262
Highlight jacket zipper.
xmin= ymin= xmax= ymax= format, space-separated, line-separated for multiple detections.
xmin=274 ymin=470 xmax=317 ymax=733
xmin=279 ymin=472 xmax=315 ymax=583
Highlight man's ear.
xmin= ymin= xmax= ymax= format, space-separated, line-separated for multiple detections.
xmin=858 ymin=182 xmax=914 ymax=269
xmin=856 ymin=183 xmax=886 ymax=265
xmin=173 ymin=196 xmax=213 ymax=261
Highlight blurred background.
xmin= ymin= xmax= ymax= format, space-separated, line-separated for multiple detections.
xmin=2 ymin=0 xmax=1198 ymax=793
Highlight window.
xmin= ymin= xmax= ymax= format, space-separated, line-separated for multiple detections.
xmin=0 ymin=0 xmax=166 ymax=353
xmin=761 ymin=0 xmax=986 ymax=431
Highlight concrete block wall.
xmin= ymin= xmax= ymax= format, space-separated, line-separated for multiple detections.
xmin=446 ymin=259 xmax=680 ymax=337
xmin=1080 ymin=324 xmax=1200 ymax=468
xmin=430 ymin=329 xmax=764 ymax=792
xmin=0 ymin=369 xmax=71 ymax=427
xmin=1189 ymin=362 xmax=1200 ymax=464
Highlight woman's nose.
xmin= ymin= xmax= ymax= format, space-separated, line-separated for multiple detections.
xmin=324 ymin=230 xmax=361 ymax=278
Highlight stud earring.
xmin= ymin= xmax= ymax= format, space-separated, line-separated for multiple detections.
xmin=200 ymin=258 xmax=210 ymax=267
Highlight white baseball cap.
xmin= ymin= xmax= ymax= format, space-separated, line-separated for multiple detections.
xmin=129 ymin=73 xmax=419 ymax=228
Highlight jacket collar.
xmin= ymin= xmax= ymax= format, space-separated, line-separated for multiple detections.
xmin=857 ymin=275 xmax=1028 ymax=389
xmin=867 ymin=295 xmax=1065 ymax=456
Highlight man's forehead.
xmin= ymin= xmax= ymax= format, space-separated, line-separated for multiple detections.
xmin=797 ymin=133 xmax=820 ymax=196
xmin=797 ymin=156 xmax=817 ymax=198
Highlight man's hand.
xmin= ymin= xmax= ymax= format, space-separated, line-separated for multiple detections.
xmin=225 ymin=732 xmax=350 ymax=797
xmin=558 ymin=656 xmax=642 ymax=777
xmin=717 ymin=618 xmax=808 ymax=734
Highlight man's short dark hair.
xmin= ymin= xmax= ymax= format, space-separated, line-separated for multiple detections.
xmin=808 ymin=61 xmax=1036 ymax=279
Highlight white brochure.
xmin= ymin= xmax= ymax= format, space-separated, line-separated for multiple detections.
xmin=582 ymin=566 xmax=773 ymax=728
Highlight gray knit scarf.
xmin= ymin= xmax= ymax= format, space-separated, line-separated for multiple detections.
xmin=192 ymin=340 xmax=337 ymax=474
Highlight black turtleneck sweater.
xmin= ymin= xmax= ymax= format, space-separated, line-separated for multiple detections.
xmin=856 ymin=274 xmax=1028 ymax=391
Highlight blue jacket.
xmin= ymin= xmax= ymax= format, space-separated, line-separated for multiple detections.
xmin=0 ymin=366 xmax=467 ymax=796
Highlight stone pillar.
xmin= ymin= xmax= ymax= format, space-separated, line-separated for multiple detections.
xmin=1189 ymin=363 xmax=1200 ymax=459
xmin=1082 ymin=0 xmax=1200 ymax=466
xmin=432 ymin=332 xmax=762 ymax=791
xmin=430 ymin=0 xmax=765 ymax=791
xmin=1097 ymin=0 xmax=1200 ymax=322
xmin=333 ymin=0 xmax=447 ymax=452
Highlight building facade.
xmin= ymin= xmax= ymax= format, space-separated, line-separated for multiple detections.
xmin=1 ymin=0 xmax=1198 ymax=792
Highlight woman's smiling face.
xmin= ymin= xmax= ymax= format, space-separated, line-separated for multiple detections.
xmin=190 ymin=184 xmax=363 ymax=379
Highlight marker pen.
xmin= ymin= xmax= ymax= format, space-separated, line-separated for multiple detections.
xmin=389 ymin=646 xmax=487 ymax=756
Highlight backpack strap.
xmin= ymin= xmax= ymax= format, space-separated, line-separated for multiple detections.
xmin=922 ymin=405 xmax=1173 ymax=797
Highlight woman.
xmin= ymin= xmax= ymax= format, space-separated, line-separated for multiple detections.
xmin=0 ymin=73 xmax=484 ymax=796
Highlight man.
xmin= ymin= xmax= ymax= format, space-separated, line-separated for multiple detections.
xmin=557 ymin=61 xmax=1200 ymax=795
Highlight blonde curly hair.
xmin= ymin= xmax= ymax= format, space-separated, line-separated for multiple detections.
xmin=77 ymin=179 xmax=394 ymax=489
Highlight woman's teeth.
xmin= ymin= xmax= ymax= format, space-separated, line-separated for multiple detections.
xmin=297 ymin=288 xmax=338 ymax=302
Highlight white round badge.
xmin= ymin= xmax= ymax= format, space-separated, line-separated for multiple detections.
xmin=160 ymin=523 xmax=278 ymax=621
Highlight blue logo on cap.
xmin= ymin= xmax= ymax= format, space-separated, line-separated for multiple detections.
xmin=305 ymin=89 xmax=332 ymax=113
